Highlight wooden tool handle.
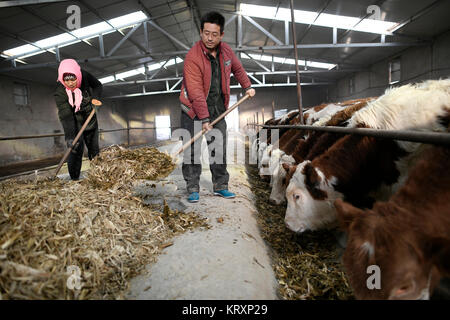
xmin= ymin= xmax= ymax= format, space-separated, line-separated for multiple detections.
xmin=54 ymin=106 xmax=98 ymax=177
xmin=175 ymin=94 xmax=250 ymax=156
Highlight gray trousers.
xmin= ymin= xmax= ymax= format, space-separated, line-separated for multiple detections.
xmin=181 ymin=111 xmax=229 ymax=193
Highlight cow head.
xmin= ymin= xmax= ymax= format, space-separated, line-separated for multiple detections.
xmin=257 ymin=142 xmax=268 ymax=168
xmin=284 ymin=161 xmax=342 ymax=232
xmin=334 ymin=198 xmax=445 ymax=300
xmin=259 ymin=145 xmax=274 ymax=179
xmin=250 ymin=138 xmax=259 ymax=162
xmin=269 ymin=155 xmax=295 ymax=204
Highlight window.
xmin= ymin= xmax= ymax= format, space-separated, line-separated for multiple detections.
xmin=13 ymin=82 xmax=29 ymax=106
xmin=389 ymin=58 xmax=401 ymax=85
xmin=155 ymin=115 xmax=171 ymax=140
xmin=349 ymin=75 xmax=355 ymax=95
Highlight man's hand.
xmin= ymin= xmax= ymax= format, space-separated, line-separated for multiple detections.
xmin=246 ymin=88 xmax=256 ymax=98
xmin=202 ymin=122 xmax=213 ymax=132
xmin=66 ymin=139 xmax=80 ymax=154
xmin=91 ymin=99 xmax=102 ymax=106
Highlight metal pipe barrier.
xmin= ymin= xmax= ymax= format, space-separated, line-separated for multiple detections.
xmin=254 ymin=124 xmax=450 ymax=146
xmin=0 ymin=127 xmax=177 ymax=141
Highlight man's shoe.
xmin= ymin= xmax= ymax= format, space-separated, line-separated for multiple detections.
xmin=214 ymin=190 xmax=236 ymax=199
xmin=187 ymin=192 xmax=199 ymax=203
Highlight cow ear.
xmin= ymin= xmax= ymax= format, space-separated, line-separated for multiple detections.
xmin=282 ymin=163 xmax=291 ymax=172
xmin=334 ymin=198 xmax=364 ymax=231
xmin=424 ymin=237 xmax=450 ymax=275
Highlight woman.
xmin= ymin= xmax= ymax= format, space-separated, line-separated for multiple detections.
xmin=54 ymin=59 xmax=102 ymax=180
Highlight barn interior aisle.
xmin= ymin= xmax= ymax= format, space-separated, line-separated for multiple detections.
xmin=126 ymin=133 xmax=279 ymax=299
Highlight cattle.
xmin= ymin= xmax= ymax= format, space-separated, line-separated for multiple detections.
xmin=269 ymin=98 xmax=374 ymax=205
xmin=252 ymin=110 xmax=298 ymax=167
xmin=284 ymin=79 xmax=450 ymax=233
xmin=334 ymin=141 xmax=450 ymax=300
xmin=269 ymin=154 xmax=296 ymax=204
xmin=304 ymin=104 xmax=345 ymax=125
xmin=250 ymin=117 xmax=280 ymax=163
xmin=261 ymin=102 xmax=352 ymax=179
xmin=284 ymin=133 xmax=407 ymax=232
xmin=259 ymin=116 xmax=305 ymax=178
xmin=258 ymin=112 xmax=302 ymax=175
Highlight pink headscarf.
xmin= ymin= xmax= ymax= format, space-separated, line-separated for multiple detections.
xmin=57 ymin=59 xmax=83 ymax=112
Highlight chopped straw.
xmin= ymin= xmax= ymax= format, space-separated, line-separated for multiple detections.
xmin=0 ymin=145 xmax=209 ymax=299
xmin=245 ymin=148 xmax=354 ymax=300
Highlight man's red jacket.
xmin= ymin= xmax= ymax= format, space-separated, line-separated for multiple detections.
xmin=179 ymin=40 xmax=252 ymax=120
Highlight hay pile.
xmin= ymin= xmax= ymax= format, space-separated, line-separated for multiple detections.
xmin=86 ymin=145 xmax=176 ymax=191
xmin=0 ymin=145 xmax=208 ymax=300
xmin=245 ymin=157 xmax=353 ymax=300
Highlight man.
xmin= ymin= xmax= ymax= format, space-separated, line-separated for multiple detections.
xmin=179 ymin=11 xmax=256 ymax=203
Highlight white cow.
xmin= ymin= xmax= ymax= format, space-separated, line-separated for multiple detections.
xmin=259 ymin=147 xmax=286 ymax=180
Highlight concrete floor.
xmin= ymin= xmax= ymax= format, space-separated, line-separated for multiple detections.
xmin=125 ymin=133 xmax=279 ymax=300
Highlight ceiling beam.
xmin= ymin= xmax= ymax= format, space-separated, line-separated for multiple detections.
xmin=390 ymin=0 xmax=445 ymax=35
xmin=297 ymin=0 xmax=333 ymax=43
xmin=138 ymin=0 xmax=179 ymax=51
xmin=241 ymin=52 xmax=270 ymax=72
xmin=0 ymin=41 xmax=428 ymax=73
xmin=339 ymin=0 xmax=438 ymax=65
xmin=0 ymin=0 xmax=68 ymax=7
xmin=20 ymin=6 xmax=93 ymax=48
xmin=243 ymin=16 xmax=283 ymax=46
xmin=105 ymin=81 xmax=334 ymax=99
xmin=0 ymin=23 xmax=105 ymax=74
xmin=147 ymin=20 xmax=190 ymax=50
xmin=78 ymin=0 xmax=148 ymax=57
xmin=106 ymin=23 xmax=142 ymax=57
xmin=102 ymin=69 xmax=362 ymax=87
xmin=186 ymin=0 xmax=202 ymax=32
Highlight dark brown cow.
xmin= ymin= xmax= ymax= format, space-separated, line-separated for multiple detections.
xmin=334 ymin=142 xmax=450 ymax=299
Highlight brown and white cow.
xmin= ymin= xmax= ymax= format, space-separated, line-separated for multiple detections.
xmin=334 ymin=142 xmax=450 ymax=300
xmin=262 ymin=103 xmax=350 ymax=182
xmin=284 ymin=79 xmax=450 ymax=233
xmin=269 ymin=98 xmax=374 ymax=204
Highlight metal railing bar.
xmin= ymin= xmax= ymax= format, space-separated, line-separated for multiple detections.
xmin=0 ymin=126 xmax=179 ymax=141
xmin=254 ymin=124 xmax=450 ymax=146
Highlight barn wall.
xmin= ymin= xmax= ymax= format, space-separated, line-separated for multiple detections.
xmin=113 ymin=93 xmax=181 ymax=147
xmin=329 ymin=30 xmax=450 ymax=101
xmin=0 ymin=74 xmax=126 ymax=166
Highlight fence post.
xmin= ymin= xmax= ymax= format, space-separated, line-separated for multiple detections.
xmin=127 ymin=120 xmax=130 ymax=147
